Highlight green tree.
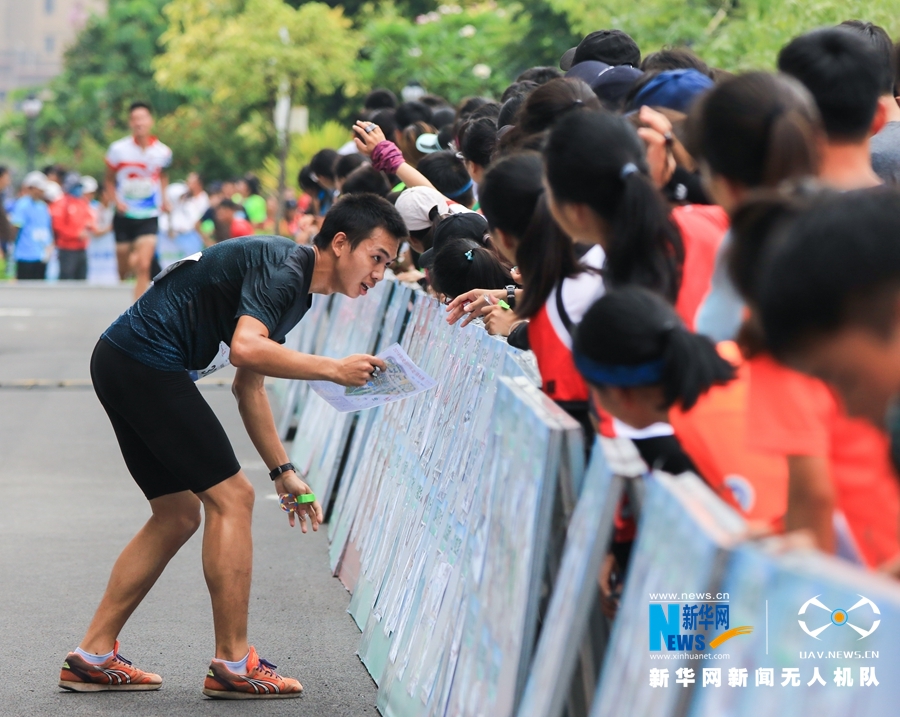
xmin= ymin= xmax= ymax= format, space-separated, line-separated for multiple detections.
xmin=358 ymin=3 xmax=529 ymax=103
xmin=546 ymin=0 xmax=900 ymax=71
xmin=156 ymin=0 xmax=362 ymax=111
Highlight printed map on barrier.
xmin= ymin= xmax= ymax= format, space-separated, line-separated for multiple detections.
xmin=309 ymin=343 xmax=437 ymax=413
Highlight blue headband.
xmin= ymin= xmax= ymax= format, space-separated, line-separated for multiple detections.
xmin=574 ymin=351 xmax=665 ymax=387
xmin=445 ymin=178 xmax=474 ymax=199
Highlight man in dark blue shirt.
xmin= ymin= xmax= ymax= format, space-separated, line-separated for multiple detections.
xmin=59 ymin=194 xmax=406 ymax=699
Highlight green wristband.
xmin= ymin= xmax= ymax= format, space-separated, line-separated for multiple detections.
xmin=296 ymin=493 xmax=316 ymax=504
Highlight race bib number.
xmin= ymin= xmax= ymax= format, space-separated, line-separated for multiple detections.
xmin=122 ymin=177 xmax=155 ymax=201
xmin=191 ymin=341 xmax=232 ymax=381
xmin=31 ymin=227 xmax=51 ymax=245
xmin=152 ymin=251 xmax=202 ymax=283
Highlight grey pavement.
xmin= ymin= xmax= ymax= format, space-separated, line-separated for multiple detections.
xmin=0 ymin=284 xmax=378 ymax=716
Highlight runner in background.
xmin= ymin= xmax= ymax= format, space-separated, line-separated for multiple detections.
xmin=105 ymin=102 xmax=172 ymax=300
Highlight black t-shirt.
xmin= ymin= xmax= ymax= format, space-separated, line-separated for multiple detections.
xmin=103 ymin=236 xmax=314 ymax=372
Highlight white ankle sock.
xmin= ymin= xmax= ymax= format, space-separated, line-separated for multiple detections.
xmin=75 ymin=646 xmax=114 ymax=665
xmin=214 ymin=652 xmax=250 ymax=675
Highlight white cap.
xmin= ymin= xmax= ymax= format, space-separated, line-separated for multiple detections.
xmin=80 ymin=175 xmax=99 ymax=194
xmin=43 ymin=181 xmax=63 ymax=203
xmin=22 ymin=171 xmax=48 ymax=190
xmin=395 ymin=186 xmax=449 ymax=232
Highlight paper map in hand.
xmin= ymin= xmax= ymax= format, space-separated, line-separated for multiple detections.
xmin=309 ymin=343 xmax=437 ymax=413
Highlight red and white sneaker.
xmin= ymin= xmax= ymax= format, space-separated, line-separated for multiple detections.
xmin=59 ymin=641 xmax=162 ymax=692
xmin=202 ymin=646 xmax=303 ymax=700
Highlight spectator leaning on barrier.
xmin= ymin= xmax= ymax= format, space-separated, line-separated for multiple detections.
xmin=59 ymin=193 xmax=407 ymax=699
xmin=10 ymin=171 xmax=53 ymax=280
xmin=571 ymin=286 xmax=735 ymax=615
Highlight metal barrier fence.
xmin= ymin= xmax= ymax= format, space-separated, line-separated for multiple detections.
xmin=270 ymin=280 xmax=900 ymax=717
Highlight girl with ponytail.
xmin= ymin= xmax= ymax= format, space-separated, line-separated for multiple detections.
xmin=573 ymin=287 xmax=734 ymax=458
xmin=573 ymin=287 xmax=736 ymax=613
xmin=446 ymin=151 xmax=605 ymax=443
xmin=543 ymin=109 xmax=684 ymax=304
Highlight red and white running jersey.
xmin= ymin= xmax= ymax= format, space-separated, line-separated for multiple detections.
xmin=105 ymin=136 xmax=172 ymax=219
xmin=528 ymin=245 xmax=605 ymax=403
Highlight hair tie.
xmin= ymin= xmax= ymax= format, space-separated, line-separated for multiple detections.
xmin=464 ymin=249 xmax=473 ymax=261
xmin=620 ymin=162 xmax=639 ymax=180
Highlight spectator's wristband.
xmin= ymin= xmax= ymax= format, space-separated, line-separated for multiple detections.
xmin=269 ymin=462 xmax=295 ymax=481
xmin=505 ymin=285 xmax=517 ymax=310
xmin=371 ymin=141 xmax=405 ymax=174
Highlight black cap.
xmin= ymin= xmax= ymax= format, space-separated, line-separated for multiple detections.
xmin=566 ymin=61 xmax=643 ymax=109
xmin=419 ymin=212 xmax=488 ymax=269
xmin=560 ymin=29 xmax=641 ymax=71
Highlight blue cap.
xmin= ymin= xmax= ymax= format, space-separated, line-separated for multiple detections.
xmin=630 ymin=69 xmax=714 ymax=113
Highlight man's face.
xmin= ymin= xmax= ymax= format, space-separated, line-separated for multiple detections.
xmin=0 ymin=172 xmax=10 ymax=191
xmin=333 ymin=227 xmax=399 ymax=298
xmin=215 ymin=206 xmax=234 ymax=223
xmin=129 ymin=108 xmax=153 ymax=139
xmin=187 ymin=173 xmax=201 ymax=194
xmin=789 ymin=325 xmax=900 ymax=426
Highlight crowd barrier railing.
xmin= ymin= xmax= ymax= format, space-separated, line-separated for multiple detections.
xmin=269 ymin=280 xmax=900 ymax=717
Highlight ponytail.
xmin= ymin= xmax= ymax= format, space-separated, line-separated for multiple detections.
xmin=573 ymin=287 xmax=735 ymax=411
xmin=607 ymin=169 xmax=683 ymax=302
xmin=544 ymin=110 xmax=683 ymax=303
xmin=660 ymin=324 xmax=735 ymax=409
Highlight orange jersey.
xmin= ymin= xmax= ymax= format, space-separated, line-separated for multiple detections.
xmin=746 ymin=354 xmax=900 ymax=568
xmin=671 ymin=204 xmax=729 ymax=331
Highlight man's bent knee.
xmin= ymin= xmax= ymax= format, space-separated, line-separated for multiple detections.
xmin=150 ymin=492 xmax=203 ymax=539
xmin=198 ymin=472 xmax=255 ymax=515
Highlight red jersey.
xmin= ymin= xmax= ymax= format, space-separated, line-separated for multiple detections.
xmin=52 ymin=195 xmax=94 ymax=251
xmin=671 ymin=204 xmax=729 ymax=331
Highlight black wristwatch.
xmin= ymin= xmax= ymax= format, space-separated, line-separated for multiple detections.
xmin=269 ymin=462 xmax=296 ymax=481
xmin=505 ymin=285 xmax=517 ymax=310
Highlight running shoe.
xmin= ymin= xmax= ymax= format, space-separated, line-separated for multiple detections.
xmin=202 ymin=646 xmax=302 ymax=699
xmin=58 ymin=641 xmax=162 ymax=692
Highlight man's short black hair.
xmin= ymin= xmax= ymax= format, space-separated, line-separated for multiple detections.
xmin=778 ymin=27 xmax=882 ymax=141
xmin=217 ymin=198 xmax=239 ymax=211
xmin=341 ymin=166 xmax=392 ymax=197
xmin=364 ymin=88 xmax=398 ymax=111
xmin=129 ymin=101 xmax=153 ymax=115
xmin=334 ymin=153 xmax=368 ymax=181
xmin=759 ymin=188 xmax=900 ymax=356
xmin=395 ymin=101 xmax=433 ymax=130
xmin=416 ymin=151 xmax=474 ymax=206
xmin=310 ymin=149 xmax=339 ymax=181
xmin=516 ymin=66 xmax=562 ymax=85
xmin=314 ymin=193 xmax=408 ymax=251
xmin=0 ymin=165 xmax=7 ymax=178
xmin=840 ymin=20 xmax=895 ymax=94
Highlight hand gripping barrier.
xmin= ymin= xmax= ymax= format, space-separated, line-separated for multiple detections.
xmin=271 ymin=280 xmax=900 ymax=717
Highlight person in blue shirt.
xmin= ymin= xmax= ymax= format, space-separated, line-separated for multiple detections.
xmin=11 ymin=171 xmax=53 ymax=280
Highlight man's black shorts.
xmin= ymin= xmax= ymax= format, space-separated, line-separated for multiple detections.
xmin=90 ymin=338 xmax=241 ymax=500
xmin=113 ymin=214 xmax=159 ymax=244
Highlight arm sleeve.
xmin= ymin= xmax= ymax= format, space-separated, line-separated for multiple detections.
xmin=507 ymin=321 xmax=530 ymax=351
xmin=9 ymin=198 xmax=26 ymax=227
xmin=235 ymin=264 xmax=299 ymax=339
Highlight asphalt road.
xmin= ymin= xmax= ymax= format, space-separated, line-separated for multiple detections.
xmin=0 ymin=283 xmax=378 ymax=716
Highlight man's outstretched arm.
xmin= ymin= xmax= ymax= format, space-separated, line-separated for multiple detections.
xmin=230 ymin=315 xmax=384 ymax=384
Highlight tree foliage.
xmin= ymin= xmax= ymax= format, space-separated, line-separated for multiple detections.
xmin=155 ymin=0 xmax=363 ymax=109
xmin=547 ymin=0 xmax=900 ymax=71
